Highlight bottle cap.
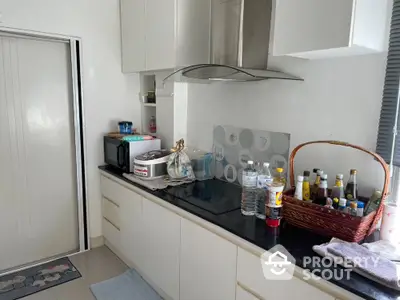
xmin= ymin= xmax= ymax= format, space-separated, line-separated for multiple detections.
xmin=321 ymin=174 xmax=328 ymax=180
xmin=333 ymin=198 xmax=339 ymax=204
xmin=303 ymin=171 xmax=310 ymax=177
xmin=297 ymin=175 xmax=304 ymax=182
xmin=336 ymin=174 xmax=343 ymax=179
xmin=350 ymin=169 xmax=357 ymax=175
xmin=350 ymin=202 xmax=358 ymax=209
xmin=263 ymin=162 xmax=270 ymax=167
xmin=339 ymin=198 xmax=347 ymax=207
xmin=313 ymin=168 xmax=320 ymax=173
xmin=248 ymin=160 xmax=254 ymax=165
xmin=317 ymin=170 xmax=324 ymax=176
xmin=357 ymin=201 xmax=365 ymax=208
xmin=276 ymin=168 xmax=284 ymax=173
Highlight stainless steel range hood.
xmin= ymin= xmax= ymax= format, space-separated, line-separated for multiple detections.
xmin=165 ymin=0 xmax=302 ymax=83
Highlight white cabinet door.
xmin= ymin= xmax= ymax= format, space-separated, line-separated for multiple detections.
xmin=272 ymin=0 xmax=389 ymax=59
xmin=145 ymin=0 xmax=176 ymax=70
xmin=237 ymin=248 xmax=334 ymax=300
xmin=180 ymin=218 xmax=237 ymax=300
xmin=142 ymin=198 xmax=180 ymax=300
xmin=272 ymin=0 xmax=353 ymax=56
xmin=236 ymin=285 xmax=260 ymax=300
xmin=119 ymin=187 xmax=144 ymax=269
xmin=120 ymin=0 xmax=146 ymax=72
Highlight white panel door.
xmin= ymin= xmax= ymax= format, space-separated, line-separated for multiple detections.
xmin=180 ymin=218 xmax=237 ymax=300
xmin=145 ymin=0 xmax=176 ymax=70
xmin=0 ymin=36 xmax=78 ymax=271
xmin=120 ymin=0 xmax=146 ymax=72
xmin=141 ymin=198 xmax=180 ymax=300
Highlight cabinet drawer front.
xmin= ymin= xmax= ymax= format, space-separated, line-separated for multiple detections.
xmin=103 ymin=197 xmax=120 ymax=228
xmin=101 ymin=175 xmax=141 ymax=206
xmin=236 ymin=284 xmax=261 ymax=300
xmin=237 ymin=248 xmax=334 ymax=300
xmin=103 ymin=217 xmax=120 ymax=251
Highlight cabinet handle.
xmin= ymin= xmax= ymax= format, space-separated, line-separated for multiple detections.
xmin=103 ymin=217 xmax=120 ymax=231
xmin=103 ymin=196 xmax=120 ymax=208
xmin=237 ymin=282 xmax=265 ymax=300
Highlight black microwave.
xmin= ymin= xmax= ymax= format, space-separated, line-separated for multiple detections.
xmin=104 ymin=136 xmax=161 ymax=172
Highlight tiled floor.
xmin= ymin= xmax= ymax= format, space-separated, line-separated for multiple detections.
xmin=24 ymin=246 xmax=128 ymax=300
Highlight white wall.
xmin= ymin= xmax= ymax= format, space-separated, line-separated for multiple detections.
xmin=0 ymin=0 xmax=141 ymax=238
xmin=187 ymin=54 xmax=387 ymax=195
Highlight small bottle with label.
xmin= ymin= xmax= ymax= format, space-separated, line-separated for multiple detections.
xmin=338 ymin=198 xmax=347 ymax=212
xmin=325 ymin=198 xmax=334 ymax=209
xmin=302 ymin=171 xmax=311 ymax=202
xmin=332 ymin=198 xmax=340 ymax=210
xmin=349 ymin=202 xmax=358 ymax=216
xmin=315 ymin=174 xmax=328 ymax=206
xmin=357 ymin=201 xmax=364 ymax=217
xmin=311 ymin=169 xmax=323 ymax=200
xmin=345 ymin=169 xmax=358 ymax=200
xmin=331 ymin=174 xmax=345 ymax=199
xmin=294 ymin=175 xmax=304 ymax=200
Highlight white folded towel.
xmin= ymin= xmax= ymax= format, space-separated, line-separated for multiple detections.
xmin=313 ymin=239 xmax=400 ymax=291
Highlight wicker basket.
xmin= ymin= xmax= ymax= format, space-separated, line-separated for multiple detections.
xmin=282 ymin=140 xmax=389 ymax=242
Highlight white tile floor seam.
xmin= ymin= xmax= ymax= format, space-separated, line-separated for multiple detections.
xmin=23 ymin=246 xmax=129 ymax=300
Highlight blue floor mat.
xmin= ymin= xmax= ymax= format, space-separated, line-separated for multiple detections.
xmin=90 ymin=269 xmax=162 ymax=300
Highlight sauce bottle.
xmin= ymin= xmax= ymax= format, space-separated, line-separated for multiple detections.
xmin=365 ymin=190 xmax=382 ymax=215
xmin=332 ymin=198 xmax=339 ymax=209
xmin=294 ymin=175 xmax=304 ymax=200
xmin=357 ymin=201 xmax=364 ymax=217
xmin=349 ymin=202 xmax=358 ymax=216
xmin=331 ymin=174 xmax=345 ymax=199
xmin=274 ymin=168 xmax=286 ymax=189
xmin=302 ymin=171 xmax=311 ymax=202
xmin=345 ymin=169 xmax=358 ymax=200
xmin=315 ymin=174 xmax=328 ymax=206
xmin=338 ymin=198 xmax=347 ymax=212
xmin=311 ymin=169 xmax=323 ymax=200
xmin=325 ymin=198 xmax=333 ymax=209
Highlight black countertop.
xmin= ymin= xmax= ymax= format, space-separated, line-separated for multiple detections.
xmin=99 ymin=165 xmax=400 ymax=300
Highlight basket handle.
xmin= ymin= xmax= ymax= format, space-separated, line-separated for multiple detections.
xmin=289 ymin=140 xmax=390 ymax=235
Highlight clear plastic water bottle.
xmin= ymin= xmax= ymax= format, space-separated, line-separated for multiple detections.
xmin=256 ymin=162 xmax=273 ymax=219
xmin=241 ymin=160 xmax=258 ymax=216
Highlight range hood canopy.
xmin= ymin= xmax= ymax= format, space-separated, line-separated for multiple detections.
xmin=164 ymin=0 xmax=302 ymax=83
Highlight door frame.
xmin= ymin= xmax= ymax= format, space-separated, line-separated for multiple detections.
xmin=0 ymin=26 xmax=89 ymax=253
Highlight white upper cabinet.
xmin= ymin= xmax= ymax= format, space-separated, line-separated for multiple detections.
xmin=120 ymin=0 xmax=211 ymax=72
xmin=271 ymin=0 xmax=390 ymax=59
xmin=121 ymin=0 xmax=146 ymax=72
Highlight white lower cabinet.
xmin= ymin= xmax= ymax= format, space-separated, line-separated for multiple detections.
xmin=180 ymin=218 xmax=237 ymax=300
xmin=236 ymin=285 xmax=260 ymax=300
xmin=119 ymin=187 xmax=143 ymax=270
xmin=141 ymin=198 xmax=180 ymax=300
xmin=100 ymin=174 xmax=353 ymax=300
xmin=237 ymin=247 xmax=334 ymax=300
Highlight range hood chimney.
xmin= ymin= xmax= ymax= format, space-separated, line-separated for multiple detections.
xmin=165 ymin=0 xmax=302 ymax=83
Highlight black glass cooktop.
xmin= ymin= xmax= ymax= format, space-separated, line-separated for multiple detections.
xmin=164 ymin=179 xmax=241 ymax=215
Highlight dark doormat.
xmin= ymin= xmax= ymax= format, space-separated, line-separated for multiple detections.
xmin=0 ymin=257 xmax=81 ymax=300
